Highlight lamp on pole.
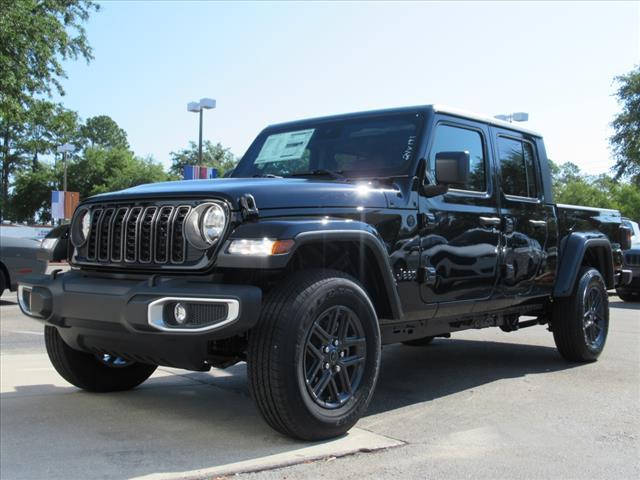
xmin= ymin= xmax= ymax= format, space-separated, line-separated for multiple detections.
xmin=56 ymin=143 xmax=75 ymax=192
xmin=187 ymin=98 xmax=216 ymax=166
xmin=494 ymin=112 xmax=529 ymax=123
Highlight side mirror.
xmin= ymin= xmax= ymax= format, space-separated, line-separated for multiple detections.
xmin=435 ymin=151 xmax=470 ymax=185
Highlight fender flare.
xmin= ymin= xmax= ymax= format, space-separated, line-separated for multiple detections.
xmin=554 ymin=232 xmax=614 ymax=297
xmin=293 ymin=229 xmax=403 ymax=320
xmin=216 ymin=219 xmax=404 ymax=320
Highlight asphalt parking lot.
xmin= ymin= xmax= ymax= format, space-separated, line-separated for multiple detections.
xmin=1 ymin=282 xmax=638 ymax=480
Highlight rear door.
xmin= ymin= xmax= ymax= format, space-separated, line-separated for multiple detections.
xmin=493 ymin=130 xmax=549 ymax=298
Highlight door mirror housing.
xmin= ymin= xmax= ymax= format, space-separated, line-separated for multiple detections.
xmin=435 ymin=151 xmax=470 ymax=185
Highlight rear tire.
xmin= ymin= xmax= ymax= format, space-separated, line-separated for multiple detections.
xmin=247 ymin=269 xmax=381 ymax=441
xmin=552 ymin=268 xmax=609 ymax=362
xmin=402 ymin=336 xmax=434 ymax=346
xmin=44 ymin=326 xmax=157 ymax=392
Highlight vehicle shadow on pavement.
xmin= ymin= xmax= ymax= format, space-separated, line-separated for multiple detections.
xmin=367 ymin=338 xmax=577 ymax=415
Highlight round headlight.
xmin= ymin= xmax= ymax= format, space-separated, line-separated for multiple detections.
xmin=201 ymin=204 xmax=226 ymax=244
xmin=184 ymin=202 xmax=228 ymax=250
xmin=71 ymin=208 xmax=91 ymax=247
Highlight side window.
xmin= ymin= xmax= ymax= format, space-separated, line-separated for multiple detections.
xmin=430 ymin=124 xmax=486 ymax=192
xmin=497 ymin=137 xmax=539 ymax=198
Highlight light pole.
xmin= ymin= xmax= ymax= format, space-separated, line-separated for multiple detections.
xmin=494 ymin=112 xmax=529 ymax=123
xmin=187 ymin=98 xmax=216 ymax=165
xmin=56 ymin=143 xmax=75 ymax=192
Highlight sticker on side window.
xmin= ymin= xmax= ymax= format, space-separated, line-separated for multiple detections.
xmin=255 ymin=129 xmax=315 ymax=164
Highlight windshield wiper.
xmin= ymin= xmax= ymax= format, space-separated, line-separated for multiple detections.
xmin=289 ymin=169 xmax=347 ymax=180
xmin=252 ymin=173 xmax=282 ymax=178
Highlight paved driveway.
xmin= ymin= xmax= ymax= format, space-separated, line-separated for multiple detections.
xmin=1 ymin=285 xmax=638 ymax=479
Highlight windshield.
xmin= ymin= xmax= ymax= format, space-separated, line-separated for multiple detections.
xmin=232 ymin=112 xmax=423 ymax=179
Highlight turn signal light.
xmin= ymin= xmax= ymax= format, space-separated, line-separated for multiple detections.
xmin=228 ymin=238 xmax=295 ymax=256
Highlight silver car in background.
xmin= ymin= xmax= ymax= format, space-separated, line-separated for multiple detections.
xmin=0 ymin=235 xmax=48 ymax=296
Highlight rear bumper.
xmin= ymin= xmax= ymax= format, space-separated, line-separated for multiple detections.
xmin=17 ymin=271 xmax=261 ymax=370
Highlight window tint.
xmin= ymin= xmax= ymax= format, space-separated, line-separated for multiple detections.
xmin=430 ymin=124 xmax=486 ymax=191
xmin=497 ymin=137 xmax=538 ymax=198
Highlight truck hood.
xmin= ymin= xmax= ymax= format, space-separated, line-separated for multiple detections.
xmin=90 ymin=178 xmax=391 ymax=210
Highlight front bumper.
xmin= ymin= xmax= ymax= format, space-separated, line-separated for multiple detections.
xmin=615 ymin=269 xmax=634 ymax=287
xmin=17 ymin=271 xmax=261 ymax=370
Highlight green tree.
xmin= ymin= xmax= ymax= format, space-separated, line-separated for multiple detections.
xmin=7 ymin=147 xmax=168 ymax=222
xmin=549 ymin=159 xmax=640 ymax=219
xmin=66 ymin=147 xmax=169 ymax=199
xmin=1 ymin=101 xmax=80 ymax=217
xmin=0 ymin=0 xmax=98 ymax=212
xmin=0 ymin=0 xmax=98 ymax=111
xmin=23 ymin=102 xmax=81 ymax=167
xmin=8 ymin=162 xmax=59 ymax=223
xmin=80 ymin=115 xmax=129 ymax=150
xmin=610 ymin=65 xmax=640 ymax=183
xmin=169 ymin=141 xmax=237 ymax=178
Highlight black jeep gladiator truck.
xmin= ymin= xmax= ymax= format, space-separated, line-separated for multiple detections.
xmin=18 ymin=105 xmax=632 ymax=440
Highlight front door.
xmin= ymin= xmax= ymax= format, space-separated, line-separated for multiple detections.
xmin=419 ymin=118 xmax=501 ymax=317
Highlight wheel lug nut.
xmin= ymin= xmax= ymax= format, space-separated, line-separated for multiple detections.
xmin=324 ymin=363 xmax=330 ymax=370
xmin=335 ymin=365 xmax=341 ymax=372
xmin=340 ymin=351 xmax=345 ymax=358
xmin=333 ymin=340 xmax=339 ymax=346
xmin=324 ymin=346 xmax=330 ymax=353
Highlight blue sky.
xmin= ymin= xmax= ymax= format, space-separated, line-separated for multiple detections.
xmin=55 ymin=1 xmax=639 ymax=174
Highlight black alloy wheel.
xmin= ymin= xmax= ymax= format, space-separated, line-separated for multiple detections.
xmin=303 ymin=305 xmax=366 ymax=409
xmin=582 ymin=284 xmax=607 ymax=350
xmin=95 ymin=353 xmax=134 ymax=368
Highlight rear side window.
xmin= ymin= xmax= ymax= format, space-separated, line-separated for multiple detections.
xmin=497 ymin=137 xmax=539 ymax=198
xmin=430 ymin=124 xmax=486 ymax=192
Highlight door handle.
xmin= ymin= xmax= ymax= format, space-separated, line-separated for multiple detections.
xmin=479 ymin=216 xmax=501 ymax=227
xmin=529 ymin=219 xmax=547 ymax=228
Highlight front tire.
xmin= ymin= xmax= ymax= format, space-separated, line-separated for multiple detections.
xmin=552 ymin=267 xmax=609 ymax=362
xmin=247 ymin=269 xmax=381 ymax=441
xmin=44 ymin=326 xmax=157 ymax=392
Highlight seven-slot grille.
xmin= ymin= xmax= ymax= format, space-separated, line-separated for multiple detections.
xmin=83 ymin=204 xmax=193 ymax=266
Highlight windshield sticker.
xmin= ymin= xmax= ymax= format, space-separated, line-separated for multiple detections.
xmin=255 ymin=129 xmax=315 ymax=164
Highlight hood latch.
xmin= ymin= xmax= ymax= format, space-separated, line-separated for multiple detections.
xmin=239 ymin=193 xmax=259 ymax=220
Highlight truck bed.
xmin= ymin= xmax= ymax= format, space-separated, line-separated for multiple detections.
xmin=556 ymin=203 xmax=623 ymax=245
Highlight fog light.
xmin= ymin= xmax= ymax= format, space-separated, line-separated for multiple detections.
xmin=174 ymin=303 xmax=187 ymax=324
